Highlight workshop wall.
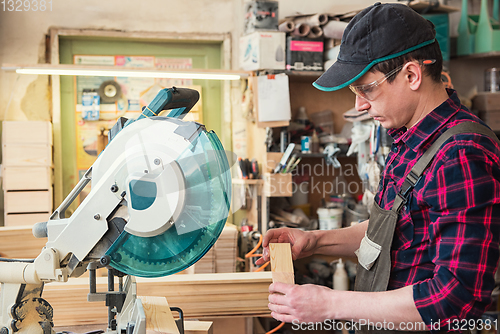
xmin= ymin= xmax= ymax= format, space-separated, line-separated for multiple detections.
xmin=0 ymin=0 xmax=401 ymax=123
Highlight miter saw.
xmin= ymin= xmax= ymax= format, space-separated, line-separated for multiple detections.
xmin=0 ymin=87 xmax=233 ymax=334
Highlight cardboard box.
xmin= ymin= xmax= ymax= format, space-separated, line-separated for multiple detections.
xmin=473 ymin=92 xmax=500 ymax=111
xmin=4 ymin=212 xmax=50 ymax=227
xmin=2 ymin=121 xmax=52 ymax=145
xmin=4 ymin=189 xmax=52 ymax=214
xmin=2 ymin=144 xmax=52 ymax=167
xmin=240 ymin=31 xmax=286 ymax=71
xmin=244 ymin=0 xmax=278 ymax=34
xmin=263 ymin=172 xmax=292 ymax=197
xmin=286 ymin=36 xmax=324 ymax=71
xmin=479 ymin=110 xmax=500 ymax=131
xmin=2 ymin=166 xmax=53 ymax=190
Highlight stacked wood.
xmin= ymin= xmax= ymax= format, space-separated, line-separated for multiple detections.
xmin=214 ymin=224 xmax=238 ymax=273
xmin=0 ymin=225 xmax=46 ymax=259
xmin=190 ymin=224 xmax=238 ymax=273
xmin=193 ymin=248 xmax=216 ymax=274
xmin=2 ymin=121 xmax=53 ymax=227
xmin=41 ymin=272 xmax=272 ymax=327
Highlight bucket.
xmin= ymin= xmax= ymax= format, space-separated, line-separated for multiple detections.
xmin=317 ymin=207 xmax=343 ymax=230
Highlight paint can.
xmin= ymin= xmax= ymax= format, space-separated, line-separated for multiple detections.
xmin=485 ymin=68 xmax=499 ymax=92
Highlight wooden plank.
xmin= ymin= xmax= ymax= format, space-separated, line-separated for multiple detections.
xmin=4 ymin=190 xmax=52 ymax=213
xmin=42 ymin=273 xmax=272 ymax=326
xmin=4 ymin=212 xmax=50 ymax=227
xmin=269 ymin=243 xmax=294 ymax=284
xmin=140 ymin=296 xmax=179 ymax=334
xmin=0 ymin=226 xmax=46 ymax=259
xmin=2 ymin=144 xmax=52 ymax=167
xmin=184 ymin=321 xmax=213 ymax=334
xmin=2 ymin=121 xmax=52 ymax=145
xmin=2 ymin=166 xmax=53 ymax=190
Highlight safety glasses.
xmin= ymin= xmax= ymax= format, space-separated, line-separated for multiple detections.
xmin=349 ymin=59 xmax=436 ymax=101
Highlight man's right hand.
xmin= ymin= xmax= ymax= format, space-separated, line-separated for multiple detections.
xmin=255 ymin=228 xmax=317 ymax=265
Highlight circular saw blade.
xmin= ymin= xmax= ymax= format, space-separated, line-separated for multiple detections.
xmin=105 ymin=129 xmax=231 ymax=277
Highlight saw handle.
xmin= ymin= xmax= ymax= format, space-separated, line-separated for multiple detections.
xmin=140 ymin=87 xmax=200 ymax=120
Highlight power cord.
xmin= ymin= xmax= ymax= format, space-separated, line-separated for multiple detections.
xmin=244 ymin=234 xmax=285 ymax=334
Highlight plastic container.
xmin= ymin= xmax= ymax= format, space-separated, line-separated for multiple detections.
xmin=333 ymin=258 xmax=349 ymax=291
xmin=317 ymin=207 xmax=343 ymax=230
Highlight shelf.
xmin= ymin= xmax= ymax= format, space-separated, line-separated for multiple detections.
xmin=285 ymin=70 xmax=323 ymax=77
xmin=295 ymin=152 xmax=326 ymax=158
xmin=451 ymin=51 xmax=500 ymax=60
xmin=231 ymin=179 xmax=264 ymax=185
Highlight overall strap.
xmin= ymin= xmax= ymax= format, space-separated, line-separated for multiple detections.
xmin=392 ymin=122 xmax=500 ymax=213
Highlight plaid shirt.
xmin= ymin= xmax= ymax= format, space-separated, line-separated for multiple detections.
xmin=376 ymin=89 xmax=500 ymax=331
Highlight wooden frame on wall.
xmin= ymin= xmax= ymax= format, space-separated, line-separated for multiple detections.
xmin=48 ymin=28 xmax=232 ymax=205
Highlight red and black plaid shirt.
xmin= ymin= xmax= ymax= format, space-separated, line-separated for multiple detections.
xmin=376 ymin=89 xmax=500 ymax=330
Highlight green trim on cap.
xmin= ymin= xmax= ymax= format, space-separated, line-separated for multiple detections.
xmin=313 ymin=38 xmax=436 ymax=92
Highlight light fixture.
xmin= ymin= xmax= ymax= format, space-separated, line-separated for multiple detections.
xmin=2 ymin=64 xmax=250 ymax=81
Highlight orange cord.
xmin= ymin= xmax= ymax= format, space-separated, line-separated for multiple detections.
xmin=254 ymin=260 xmax=269 ymax=272
xmin=266 ymin=322 xmax=285 ymax=334
xmin=243 ymin=234 xmax=285 ymax=333
xmin=244 ymin=234 xmax=263 ymax=258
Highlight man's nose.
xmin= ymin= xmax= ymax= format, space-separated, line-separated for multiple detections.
xmin=355 ymin=95 xmax=370 ymax=112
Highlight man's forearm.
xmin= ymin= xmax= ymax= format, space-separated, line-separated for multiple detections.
xmin=310 ymin=220 xmax=368 ymax=258
xmin=332 ymin=285 xmax=425 ymax=330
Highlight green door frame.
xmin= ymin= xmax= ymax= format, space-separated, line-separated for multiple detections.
xmin=48 ymin=28 xmax=232 ymax=207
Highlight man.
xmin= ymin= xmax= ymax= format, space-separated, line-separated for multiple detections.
xmin=256 ymin=3 xmax=500 ymax=332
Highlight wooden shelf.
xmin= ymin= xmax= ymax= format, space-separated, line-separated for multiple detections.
xmin=231 ymin=179 xmax=264 ymax=185
xmin=285 ymin=70 xmax=323 ymax=77
xmin=451 ymin=51 xmax=500 ymax=60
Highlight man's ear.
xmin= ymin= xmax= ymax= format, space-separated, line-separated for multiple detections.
xmin=404 ymin=62 xmax=422 ymax=91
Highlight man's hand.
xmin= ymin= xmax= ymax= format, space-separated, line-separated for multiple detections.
xmin=255 ymin=228 xmax=317 ymax=265
xmin=268 ymin=282 xmax=335 ymax=323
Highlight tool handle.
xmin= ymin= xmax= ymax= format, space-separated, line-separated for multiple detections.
xmin=140 ymin=87 xmax=200 ymax=121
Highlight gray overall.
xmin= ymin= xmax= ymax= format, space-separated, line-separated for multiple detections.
xmin=354 ymin=122 xmax=500 ymax=334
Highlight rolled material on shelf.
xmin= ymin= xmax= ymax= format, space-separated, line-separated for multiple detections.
xmin=308 ymin=26 xmax=323 ymax=39
xmin=292 ymin=13 xmax=329 ymax=27
xmin=279 ymin=20 xmax=295 ymax=33
xmin=323 ymin=20 xmax=349 ymax=40
xmin=325 ymin=45 xmax=341 ymax=61
xmin=292 ymin=23 xmax=311 ymax=37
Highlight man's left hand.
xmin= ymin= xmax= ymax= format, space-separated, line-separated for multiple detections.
xmin=268 ymin=282 xmax=336 ymax=323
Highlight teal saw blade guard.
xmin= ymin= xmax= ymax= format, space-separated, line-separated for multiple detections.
xmin=105 ymin=126 xmax=232 ymax=278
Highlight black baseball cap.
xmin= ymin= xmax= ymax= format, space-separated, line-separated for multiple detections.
xmin=313 ymin=2 xmax=436 ymax=91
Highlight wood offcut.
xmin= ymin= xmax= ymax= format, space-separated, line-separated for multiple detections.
xmin=269 ymin=243 xmax=294 ymax=284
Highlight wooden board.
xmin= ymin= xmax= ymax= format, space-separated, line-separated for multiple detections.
xmin=140 ymin=296 xmax=179 ymax=334
xmin=0 ymin=226 xmax=47 ymax=259
xmin=2 ymin=121 xmax=52 ymax=145
xmin=42 ymin=272 xmax=273 ymax=326
xmin=184 ymin=321 xmax=213 ymax=334
xmin=269 ymin=243 xmax=294 ymax=284
xmin=4 ymin=212 xmax=50 ymax=227
xmin=2 ymin=144 xmax=52 ymax=167
xmin=4 ymin=189 xmax=52 ymax=213
xmin=2 ymin=166 xmax=53 ymax=190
